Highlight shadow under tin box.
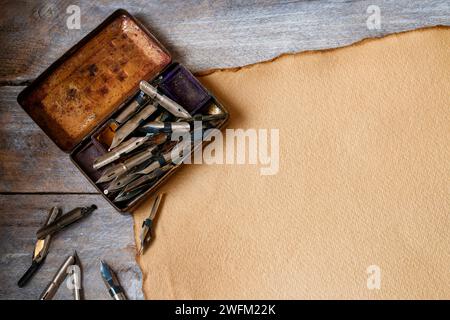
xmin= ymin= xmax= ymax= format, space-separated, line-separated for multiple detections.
xmin=17 ymin=9 xmax=229 ymax=212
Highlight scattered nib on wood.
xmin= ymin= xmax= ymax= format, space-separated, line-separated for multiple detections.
xmin=36 ymin=205 xmax=97 ymax=239
xmin=39 ymin=252 xmax=79 ymax=300
xmin=18 ymin=207 xmax=61 ymax=288
xmin=100 ymin=260 xmax=127 ymax=300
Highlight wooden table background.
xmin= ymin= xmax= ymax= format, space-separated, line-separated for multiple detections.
xmin=0 ymin=0 xmax=449 ymax=300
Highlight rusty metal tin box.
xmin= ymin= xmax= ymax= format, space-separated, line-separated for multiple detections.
xmin=17 ymin=9 xmax=229 ymax=213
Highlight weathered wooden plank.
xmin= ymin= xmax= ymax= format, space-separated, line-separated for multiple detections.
xmin=1 ymin=0 xmax=449 ymax=302
xmin=0 ymin=194 xmax=143 ymax=300
xmin=0 ymin=86 xmax=95 ymax=193
xmin=2 ymin=1 xmax=450 ymax=192
xmin=1 ymin=0 xmax=449 ymax=83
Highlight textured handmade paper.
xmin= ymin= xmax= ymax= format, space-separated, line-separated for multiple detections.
xmin=133 ymin=27 xmax=450 ymax=299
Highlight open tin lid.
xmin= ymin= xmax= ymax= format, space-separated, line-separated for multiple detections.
xmin=17 ymin=9 xmax=172 ymax=152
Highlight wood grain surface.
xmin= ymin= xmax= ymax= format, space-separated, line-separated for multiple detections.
xmin=0 ymin=86 xmax=95 ymax=193
xmin=0 ymin=0 xmax=449 ymax=300
xmin=0 ymin=194 xmax=142 ymax=300
xmin=0 ymin=0 xmax=449 ymax=83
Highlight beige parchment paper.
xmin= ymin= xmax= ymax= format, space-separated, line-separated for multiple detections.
xmin=133 ymin=27 xmax=450 ymax=299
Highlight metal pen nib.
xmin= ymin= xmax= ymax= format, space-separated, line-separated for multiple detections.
xmin=71 ymin=266 xmax=82 ymax=300
xmin=113 ymin=166 xmax=171 ymax=203
xmin=139 ymin=193 xmax=163 ymax=255
xmin=140 ymin=121 xmax=192 ymax=134
xmin=136 ymin=138 xmax=191 ymax=175
xmin=93 ymin=135 xmax=152 ymax=170
xmin=96 ymin=144 xmax=160 ymax=184
xmin=18 ymin=207 xmax=61 ymax=288
xmin=39 ymin=253 xmax=76 ymax=300
xmin=113 ymin=183 xmax=153 ymax=203
xmin=139 ymin=113 xmax=227 ymax=133
xmin=109 ymin=100 xmax=158 ymax=150
xmin=70 ymin=251 xmax=82 ymax=300
xmin=103 ymin=170 xmax=140 ymax=195
xmin=190 ymin=113 xmax=227 ymax=122
xmin=140 ymin=81 xmax=191 ymax=119
xmin=100 ymin=260 xmax=127 ymax=300
xmin=139 ymin=121 xmax=212 ymax=135
xmin=114 ymin=91 xmax=150 ymax=125
xmin=121 ymin=165 xmax=172 ymax=195
xmin=101 ymin=156 xmax=155 ymax=195
xmin=36 ymin=205 xmax=97 ymax=239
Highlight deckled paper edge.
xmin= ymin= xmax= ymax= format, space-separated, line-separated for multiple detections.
xmin=195 ymin=25 xmax=449 ymax=78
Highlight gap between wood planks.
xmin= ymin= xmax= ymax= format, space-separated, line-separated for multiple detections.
xmin=0 ymin=80 xmax=33 ymax=86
